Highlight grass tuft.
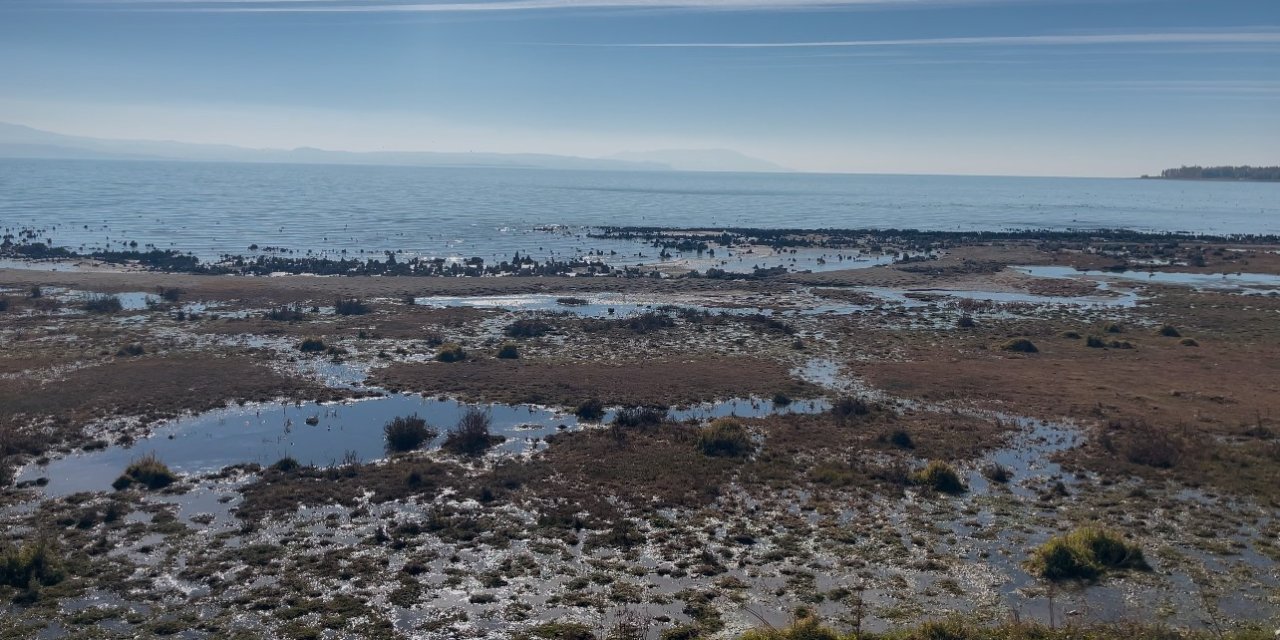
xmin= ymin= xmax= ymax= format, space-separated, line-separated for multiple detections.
xmin=435 ymin=343 xmax=466 ymax=362
xmin=697 ymin=418 xmax=754 ymax=458
xmin=0 ymin=539 xmax=65 ymax=594
xmin=1026 ymin=526 xmax=1149 ymax=581
xmin=1000 ymin=338 xmax=1038 ymax=353
xmin=574 ymin=398 xmax=605 ymax=421
xmin=298 ymin=337 xmax=327 ymax=353
xmin=911 ymin=460 xmax=966 ymax=494
xmin=113 ymin=452 xmax=177 ymax=491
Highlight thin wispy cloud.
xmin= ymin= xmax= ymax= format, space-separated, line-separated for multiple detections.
xmin=75 ymin=0 xmax=1022 ymax=13
xmin=551 ymin=30 xmax=1280 ymax=48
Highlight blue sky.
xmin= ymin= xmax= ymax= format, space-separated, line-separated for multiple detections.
xmin=0 ymin=0 xmax=1276 ymax=175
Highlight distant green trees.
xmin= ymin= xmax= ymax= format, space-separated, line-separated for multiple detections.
xmin=1147 ymin=165 xmax=1280 ymax=181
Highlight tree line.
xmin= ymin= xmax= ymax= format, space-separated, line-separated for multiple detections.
xmin=1146 ymin=165 xmax=1280 ymax=181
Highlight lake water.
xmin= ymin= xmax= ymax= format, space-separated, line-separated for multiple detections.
xmin=2 ymin=158 xmax=1277 ymax=266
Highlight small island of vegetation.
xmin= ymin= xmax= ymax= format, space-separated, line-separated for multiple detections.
xmin=1143 ymin=165 xmax=1280 ymax=181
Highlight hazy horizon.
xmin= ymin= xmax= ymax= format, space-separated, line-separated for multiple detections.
xmin=1 ymin=0 xmax=1277 ymax=177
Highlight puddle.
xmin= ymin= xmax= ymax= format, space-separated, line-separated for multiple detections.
xmin=414 ymin=294 xmax=657 ymax=318
xmin=967 ymin=413 xmax=1083 ymax=498
xmin=1015 ymin=265 xmax=1280 ymax=295
xmin=18 ymin=393 xmax=831 ymax=497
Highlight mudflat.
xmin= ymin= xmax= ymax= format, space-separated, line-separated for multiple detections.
xmin=1 ymin=233 xmax=1278 ymax=639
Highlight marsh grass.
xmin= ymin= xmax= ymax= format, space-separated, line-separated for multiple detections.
xmin=0 ymin=539 xmax=64 ymax=597
xmin=112 ymin=452 xmax=177 ymax=490
xmin=1000 ymin=338 xmax=1038 ymax=353
xmin=115 ymin=343 xmax=145 ymax=357
xmin=442 ymin=408 xmax=502 ymax=457
xmin=575 ymin=398 xmax=605 ymax=421
xmin=696 ymin=418 xmax=754 ymax=458
xmin=435 ymin=343 xmax=466 ymax=362
xmin=735 ymin=616 xmax=1261 ymax=640
xmin=831 ymin=397 xmax=872 ymax=424
xmin=612 ymin=406 xmax=667 ymax=428
xmin=384 ymin=414 xmax=437 ymax=453
xmin=83 ymin=294 xmax=123 ymax=314
xmin=505 ymin=319 xmax=553 ymax=338
xmin=298 ymin=337 xmax=327 ymax=353
xmin=910 ymin=460 xmax=966 ymax=494
xmin=1026 ymin=527 xmax=1149 ymax=581
xmin=265 ymin=305 xmax=306 ymax=321
xmin=334 ymin=298 xmax=371 ymax=316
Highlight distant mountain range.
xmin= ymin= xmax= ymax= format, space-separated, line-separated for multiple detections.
xmin=0 ymin=122 xmax=790 ymax=173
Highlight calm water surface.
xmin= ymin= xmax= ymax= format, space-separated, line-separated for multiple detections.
xmin=1 ymin=159 xmax=1276 ymax=264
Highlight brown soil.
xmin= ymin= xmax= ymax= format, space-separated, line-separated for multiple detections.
xmin=372 ymin=357 xmax=819 ymax=407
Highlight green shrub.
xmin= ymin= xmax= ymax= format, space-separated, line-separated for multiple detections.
xmin=911 ymin=460 xmax=966 ymax=494
xmin=1086 ymin=335 xmax=1106 ymax=348
xmin=772 ymin=392 xmax=793 ymax=407
xmin=442 ymin=408 xmax=501 ymax=457
xmin=0 ymin=297 xmax=10 ymax=313
xmin=697 ymin=418 xmax=754 ymax=458
xmin=1103 ymin=322 xmax=1123 ymax=333
xmin=1000 ymin=338 xmax=1038 ymax=353
xmin=1157 ymin=324 xmax=1181 ymax=337
xmin=956 ymin=315 xmax=976 ymax=328
xmin=0 ymin=539 xmax=64 ymax=591
xmin=496 ymin=343 xmax=520 ymax=359
xmin=384 ymin=414 xmax=437 ymax=453
xmin=298 ymin=337 xmax=327 ymax=353
xmin=1180 ymin=337 xmax=1199 ymax=347
xmin=113 ymin=453 xmax=177 ymax=490
xmin=1027 ymin=527 xmax=1149 ymax=581
xmin=1060 ymin=330 xmax=1081 ymax=339
xmin=574 ymin=398 xmax=605 ymax=421
xmin=435 ymin=343 xmax=466 ymax=362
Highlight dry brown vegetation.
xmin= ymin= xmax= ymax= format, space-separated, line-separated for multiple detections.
xmin=373 ymin=357 xmax=819 ymax=407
